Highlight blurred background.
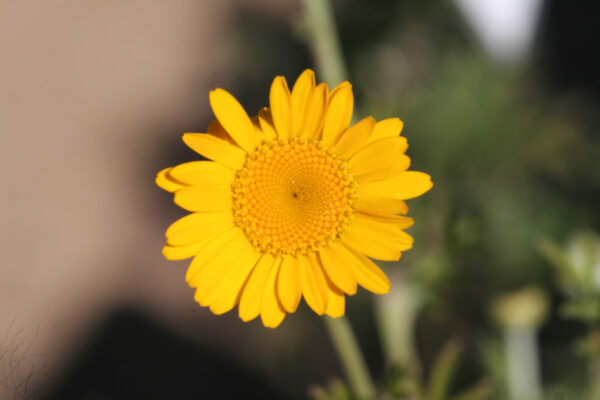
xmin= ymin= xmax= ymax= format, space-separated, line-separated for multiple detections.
xmin=1 ymin=0 xmax=599 ymax=399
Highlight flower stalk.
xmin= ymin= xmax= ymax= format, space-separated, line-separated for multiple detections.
xmin=301 ymin=0 xmax=348 ymax=86
xmin=324 ymin=316 xmax=376 ymax=399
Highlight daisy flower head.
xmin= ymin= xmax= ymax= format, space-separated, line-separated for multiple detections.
xmin=156 ymin=70 xmax=433 ymax=328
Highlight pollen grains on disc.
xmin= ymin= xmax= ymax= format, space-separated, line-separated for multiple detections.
xmin=232 ymin=138 xmax=356 ymax=256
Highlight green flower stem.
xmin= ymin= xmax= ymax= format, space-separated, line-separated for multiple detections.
xmin=324 ymin=316 xmax=376 ymax=399
xmin=301 ymin=0 xmax=348 ymax=86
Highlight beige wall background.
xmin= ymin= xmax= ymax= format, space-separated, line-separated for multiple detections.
xmin=0 ymin=1 xmax=313 ymax=397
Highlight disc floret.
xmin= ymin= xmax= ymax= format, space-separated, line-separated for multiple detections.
xmin=232 ymin=138 xmax=356 ymax=256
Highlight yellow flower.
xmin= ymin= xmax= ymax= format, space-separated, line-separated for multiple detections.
xmin=156 ymin=69 xmax=433 ymax=328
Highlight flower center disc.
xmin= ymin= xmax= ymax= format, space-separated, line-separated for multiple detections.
xmin=232 ymin=138 xmax=355 ymax=256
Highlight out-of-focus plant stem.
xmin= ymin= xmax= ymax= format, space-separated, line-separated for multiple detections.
xmin=324 ymin=316 xmax=376 ymax=400
xmin=375 ymin=269 xmax=420 ymax=368
xmin=505 ymin=327 xmax=542 ymax=400
xmin=300 ymin=0 xmax=348 ymax=86
xmin=492 ymin=288 xmax=547 ymax=400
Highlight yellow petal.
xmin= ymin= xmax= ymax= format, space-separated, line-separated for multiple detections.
xmin=355 ymin=157 xmax=410 ymax=182
xmin=206 ymin=119 xmax=236 ymax=146
xmin=251 ymin=116 xmax=267 ymax=141
xmin=321 ymin=82 xmax=353 ymax=148
xmin=199 ymin=244 xmax=258 ymax=307
xmin=357 ymin=171 xmax=434 ymax=200
xmin=166 ymin=211 xmax=230 ymax=237
xmin=318 ymin=243 xmax=357 ymax=295
xmin=355 ymin=196 xmax=409 ymax=216
xmin=191 ymin=233 xmax=259 ymax=312
xmin=182 ymin=133 xmax=246 ymax=170
xmin=238 ymin=253 xmax=277 ymax=322
xmin=205 ymin=248 xmax=261 ymax=315
xmin=250 ymin=115 xmax=261 ymax=132
xmin=189 ymin=227 xmax=253 ymax=288
xmin=341 ymin=217 xmax=403 ymax=261
xmin=357 ymin=212 xmax=414 ymax=229
xmin=208 ymin=117 xmax=266 ymax=147
xmin=349 ymin=136 xmax=407 ymax=165
xmin=348 ymin=137 xmax=410 ymax=182
xmin=354 ymin=214 xmax=413 ymax=250
xmin=341 ymin=243 xmax=390 ymax=294
xmin=333 ymin=117 xmax=376 ymax=159
xmin=291 ymin=69 xmax=316 ymax=137
xmin=166 ymin=211 xmax=234 ymax=246
xmin=394 ymin=231 xmax=415 ymax=251
xmin=319 ymin=253 xmax=346 ymax=317
xmin=324 ymin=281 xmax=345 ymax=318
xmin=269 ymin=76 xmax=292 ymax=139
xmin=301 ymin=254 xmax=328 ymax=315
xmin=169 ymin=161 xmax=235 ymax=186
xmin=162 ymin=242 xmax=204 ymax=260
xmin=173 ymin=186 xmax=232 ymax=212
xmin=365 ymin=118 xmax=404 ymax=145
xmin=300 ymin=83 xmax=328 ymax=140
xmin=258 ymin=107 xmax=277 ymax=141
xmin=261 ymin=258 xmax=286 ymax=328
xmin=209 ymin=89 xmax=259 ymax=153
xmin=156 ymin=167 xmax=186 ymax=193
xmin=184 ymin=227 xmax=240 ymax=284
xmin=277 ymin=255 xmax=302 ymax=313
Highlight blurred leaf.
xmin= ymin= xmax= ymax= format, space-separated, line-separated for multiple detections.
xmin=544 ymin=386 xmax=586 ymax=400
xmin=449 ymin=379 xmax=493 ymax=400
xmin=425 ymin=338 xmax=463 ymax=400
xmin=479 ymin=338 xmax=507 ymax=400
xmin=561 ymin=300 xmax=600 ymax=323
xmin=385 ymin=363 xmax=424 ymax=399
xmin=309 ymin=379 xmax=353 ymax=400
xmin=539 ymin=238 xmax=581 ymax=287
xmin=540 ymin=231 xmax=600 ymax=325
xmin=565 ymin=232 xmax=600 ymax=294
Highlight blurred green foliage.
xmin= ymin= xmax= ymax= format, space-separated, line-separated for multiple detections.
xmin=342 ymin=0 xmax=600 ymax=398
xmin=540 ymin=231 xmax=600 ymax=324
xmin=231 ymin=0 xmax=600 ymax=398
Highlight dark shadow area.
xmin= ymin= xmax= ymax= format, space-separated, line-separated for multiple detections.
xmin=538 ymin=0 xmax=600 ymax=99
xmin=43 ymin=309 xmax=295 ymax=400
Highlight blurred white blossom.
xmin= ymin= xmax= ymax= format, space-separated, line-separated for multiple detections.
xmin=453 ymin=0 xmax=544 ymax=63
